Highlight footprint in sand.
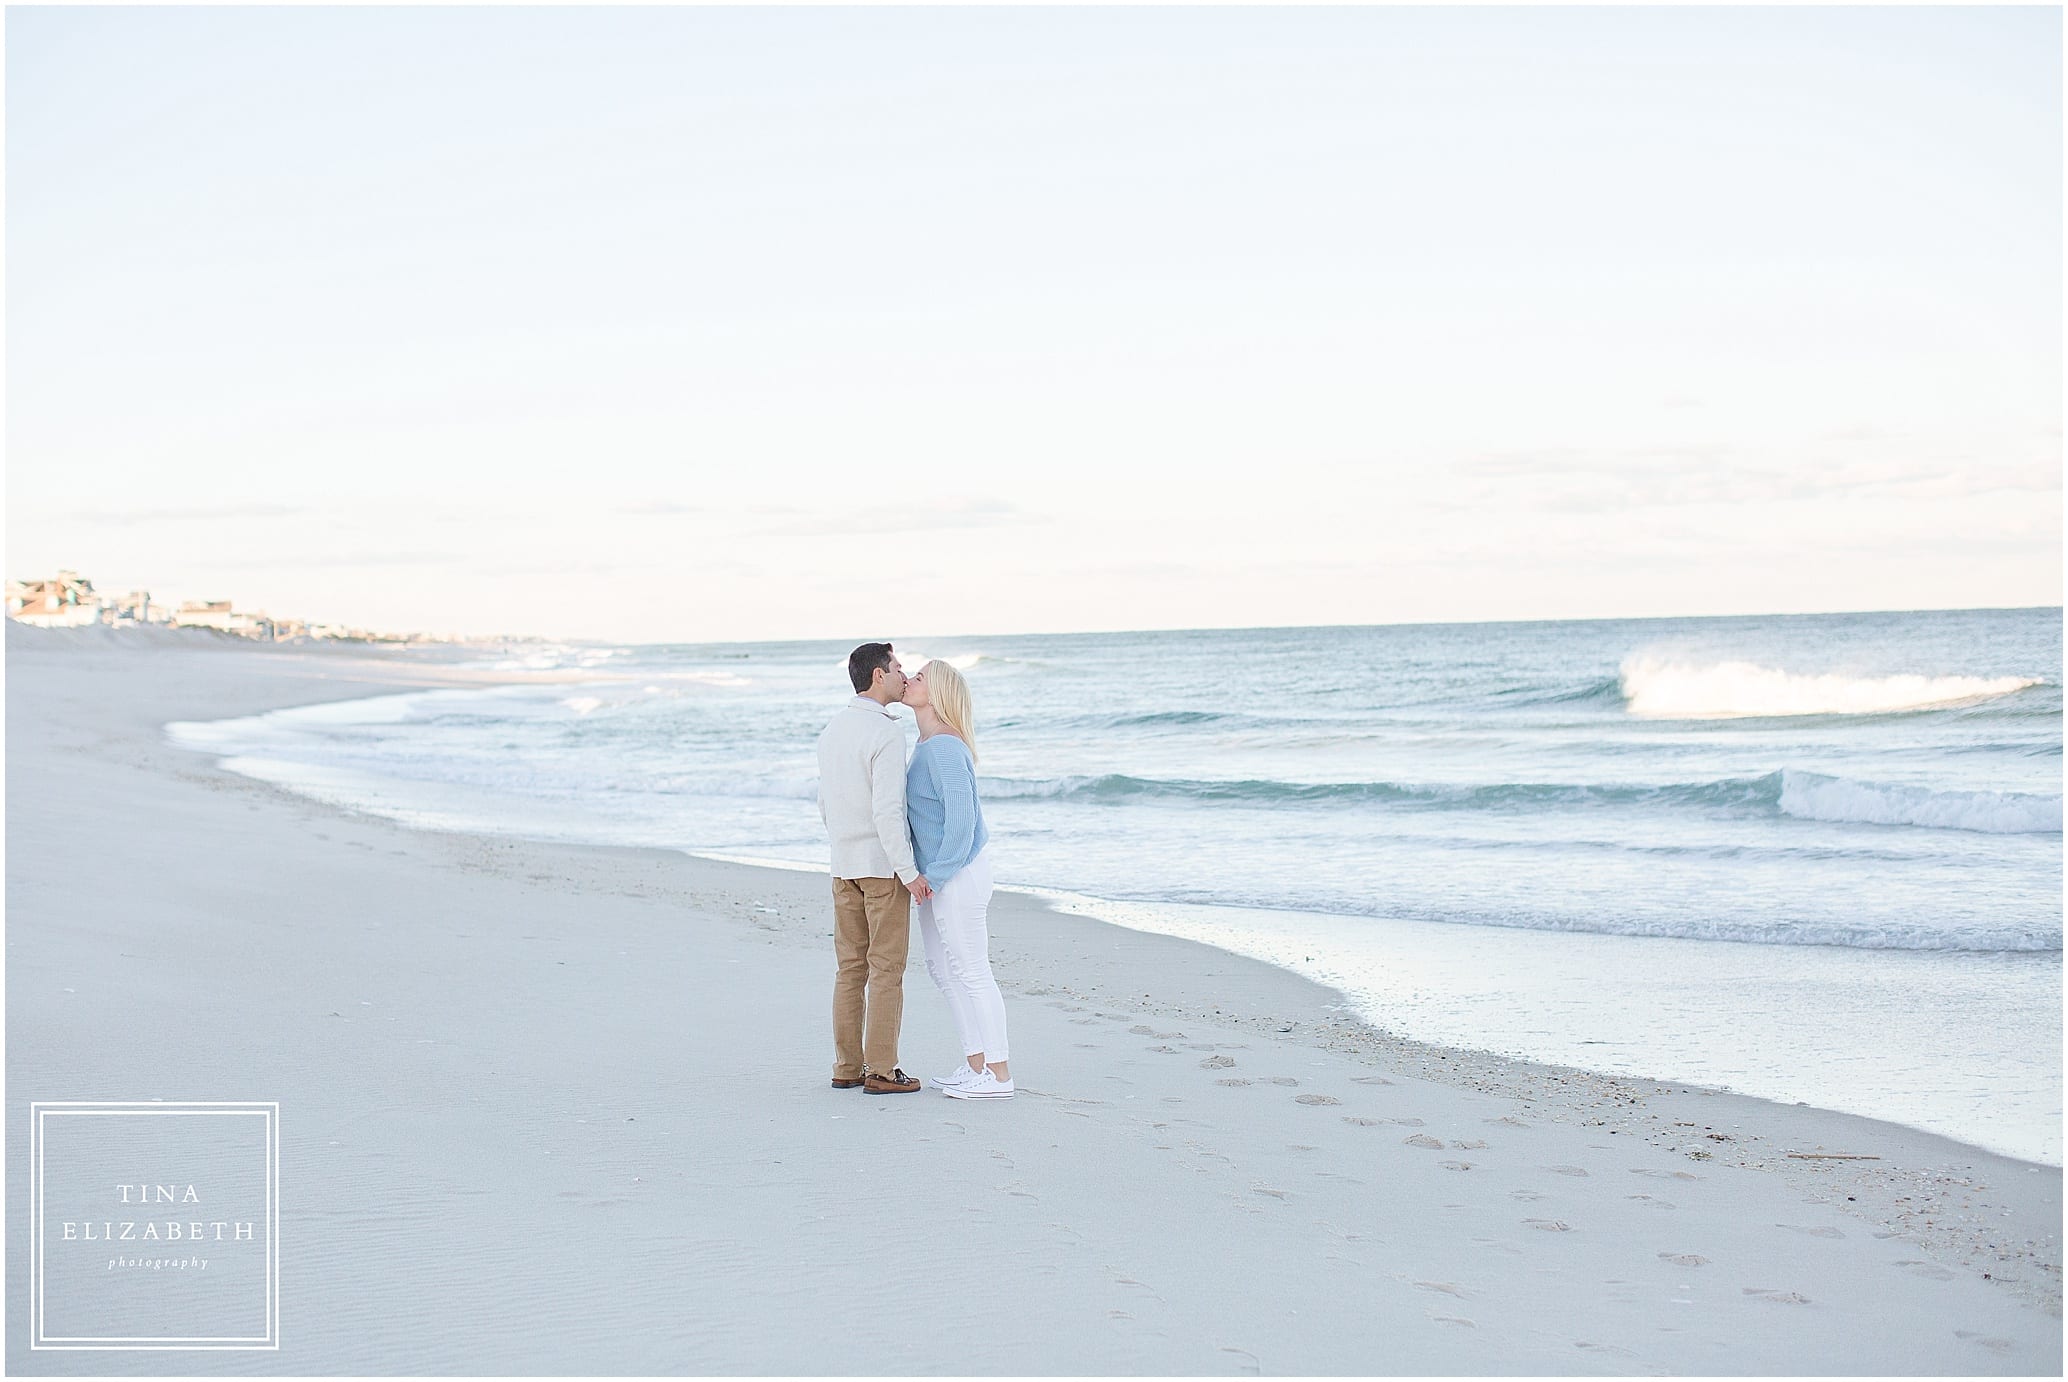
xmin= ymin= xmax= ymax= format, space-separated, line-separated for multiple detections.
xmin=1743 ymin=1288 xmax=1811 ymax=1304
xmin=1295 ymin=1094 xmax=1341 ymax=1106
xmin=1658 ymin=1252 xmax=1707 ymax=1267
xmin=1262 ymin=1076 xmax=1300 ymax=1087
xmin=1108 ymin=1271 xmax=1166 ymax=1303
xmin=1350 ymin=1075 xmax=1395 ymax=1086
xmin=1524 ymin=1218 xmax=1573 ymax=1232
xmin=1184 ymin=1043 xmax=1218 ymax=1051
xmin=1440 ymin=1160 xmax=1475 ymax=1172
xmin=1216 ymin=1077 xmax=1252 ymax=1087
xmin=1450 ymin=1139 xmax=1488 ymax=1150
xmin=1252 ymin=1186 xmax=1289 ymax=1200
xmin=1547 ymin=1165 xmax=1590 ymax=1177
xmin=1510 ymin=1190 xmax=1548 ymax=1202
xmin=1391 ymin=1117 xmax=1427 ymax=1127
xmin=1778 ymin=1224 xmax=1845 ymax=1239
xmin=1200 ymin=1055 xmax=1236 ymax=1069
xmin=1415 ymin=1280 xmax=1470 ymax=1298
xmin=1129 ymin=1025 xmax=1157 ymax=1035
xmin=1404 ymin=1134 xmax=1445 ymax=1149
xmin=1626 ymin=1194 xmax=1675 ymax=1210
xmin=1955 ymin=1331 xmax=2014 ymax=1354
xmin=1147 ymin=1045 xmax=1179 ymax=1054
xmin=1487 ymin=1116 xmax=1529 ymax=1128
xmin=1894 ymin=1259 xmax=1955 ymax=1281
xmin=1342 ymin=1116 xmax=1381 ymax=1127
xmin=1428 ymin=1314 xmax=1476 ymax=1328
xmin=1218 ymin=1345 xmax=1262 ymax=1374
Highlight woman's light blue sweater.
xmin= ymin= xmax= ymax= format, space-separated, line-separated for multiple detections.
xmin=906 ymin=733 xmax=989 ymax=888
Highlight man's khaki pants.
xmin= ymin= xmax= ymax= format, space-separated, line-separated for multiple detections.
xmin=831 ymin=875 xmax=910 ymax=1080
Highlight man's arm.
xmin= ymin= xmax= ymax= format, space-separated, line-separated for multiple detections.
xmin=868 ymin=729 xmax=921 ymax=886
xmin=814 ymin=737 xmax=830 ymax=829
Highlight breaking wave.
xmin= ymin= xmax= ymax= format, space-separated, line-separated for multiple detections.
xmin=1619 ymin=655 xmax=2042 ymax=719
xmin=975 ymin=767 xmax=2060 ymax=834
xmin=1776 ymin=769 xmax=2061 ymax=834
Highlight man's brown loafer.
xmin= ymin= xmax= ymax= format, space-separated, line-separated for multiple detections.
xmin=863 ymin=1067 xmax=921 ymax=1095
xmin=831 ymin=1076 xmax=866 ymax=1089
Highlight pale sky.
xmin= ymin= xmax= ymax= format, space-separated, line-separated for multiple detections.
xmin=7 ymin=5 xmax=2061 ymax=643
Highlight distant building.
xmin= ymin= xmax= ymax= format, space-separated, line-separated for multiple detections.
xmin=106 ymin=589 xmax=159 ymax=624
xmin=7 ymin=569 xmax=103 ymax=627
xmin=6 ymin=566 xmax=462 ymax=643
xmin=172 ymin=599 xmax=276 ymax=640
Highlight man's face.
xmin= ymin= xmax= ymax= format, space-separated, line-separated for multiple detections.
xmin=877 ymin=658 xmax=910 ymax=703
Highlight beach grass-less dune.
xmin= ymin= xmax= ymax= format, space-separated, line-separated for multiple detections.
xmin=5 ymin=620 xmax=2060 ymax=1374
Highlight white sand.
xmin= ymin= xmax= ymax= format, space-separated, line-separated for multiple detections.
xmin=5 ymin=621 xmax=2060 ymax=1374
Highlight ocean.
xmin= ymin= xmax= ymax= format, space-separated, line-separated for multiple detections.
xmin=168 ymin=606 xmax=2063 ymax=1163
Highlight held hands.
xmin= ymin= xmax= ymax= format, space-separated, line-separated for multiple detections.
xmin=907 ymin=875 xmax=934 ymax=904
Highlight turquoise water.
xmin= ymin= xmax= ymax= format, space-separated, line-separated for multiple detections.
xmin=168 ymin=606 xmax=2063 ymax=1160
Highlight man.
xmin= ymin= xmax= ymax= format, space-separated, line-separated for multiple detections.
xmin=816 ymin=642 xmax=934 ymax=1095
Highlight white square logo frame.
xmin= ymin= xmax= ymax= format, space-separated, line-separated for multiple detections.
xmin=28 ymin=1100 xmax=278 ymax=1350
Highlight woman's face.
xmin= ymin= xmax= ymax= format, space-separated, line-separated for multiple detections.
xmin=905 ymin=667 xmax=933 ymax=711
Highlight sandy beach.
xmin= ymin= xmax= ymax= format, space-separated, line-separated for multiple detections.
xmin=4 ymin=620 xmax=2060 ymax=1375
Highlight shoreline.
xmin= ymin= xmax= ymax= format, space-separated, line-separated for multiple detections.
xmin=658 ymin=850 xmax=2063 ymax=1166
xmin=6 ymin=620 xmax=2060 ymax=1372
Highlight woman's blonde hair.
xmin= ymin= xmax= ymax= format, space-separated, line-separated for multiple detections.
xmin=921 ymin=659 xmax=978 ymax=764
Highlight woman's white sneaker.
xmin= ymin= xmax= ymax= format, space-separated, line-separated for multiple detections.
xmin=943 ymin=1069 xmax=1014 ymax=1099
xmin=931 ymin=1064 xmax=986 ymax=1089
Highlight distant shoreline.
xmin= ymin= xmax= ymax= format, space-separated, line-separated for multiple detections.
xmin=15 ymin=598 xmax=2057 ymax=657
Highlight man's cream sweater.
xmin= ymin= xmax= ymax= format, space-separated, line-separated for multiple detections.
xmin=815 ymin=694 xmax=920 ymax=884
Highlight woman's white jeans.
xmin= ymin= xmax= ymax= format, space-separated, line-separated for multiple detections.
xmin=916 ymin=846 xmax=1009 ymax=1064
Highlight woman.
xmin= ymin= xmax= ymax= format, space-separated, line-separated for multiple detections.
xmin=904 ymin=659 xmax=1012 ymax=1099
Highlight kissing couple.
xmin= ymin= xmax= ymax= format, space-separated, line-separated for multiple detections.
xmin=815 ymin=641 xmax=1012 ymax=1099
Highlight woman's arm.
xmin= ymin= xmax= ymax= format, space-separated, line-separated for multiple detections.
xmin=925 ymin=739 xmax=980 ymax=887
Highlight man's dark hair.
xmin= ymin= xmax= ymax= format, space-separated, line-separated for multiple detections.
xmin=847 ymin=642 xmax=896 ymax=694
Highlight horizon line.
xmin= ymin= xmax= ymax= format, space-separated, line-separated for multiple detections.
xmin=550 ymin=601 xmax=2064 ymax=651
